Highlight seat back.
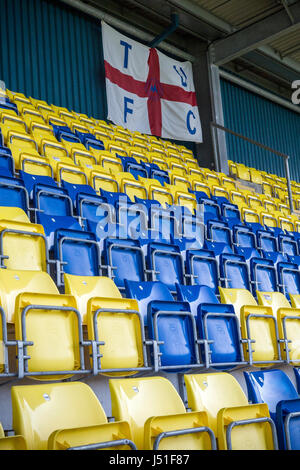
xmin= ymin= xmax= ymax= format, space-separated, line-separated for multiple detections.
xmin=12 ymin=382 xmax=107 ymax=450
xmin=0 ymin=269 xmax=58 ymax=323
xmin=219 ymin=287 xmax=257 ymax=321
xmin=110 ymin=376 xmax=186 ymax=450
xmin=124 ymin=280 xmax=173 ymax=326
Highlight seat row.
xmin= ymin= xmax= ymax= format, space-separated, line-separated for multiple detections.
xmin=3 ymin=368 xmax=300 ymax=450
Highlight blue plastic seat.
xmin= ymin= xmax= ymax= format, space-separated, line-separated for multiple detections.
xmin=19 ymin=171 xmax=57 ymax=199
xmin=34 ymin=186 xmax=73 ymax=217
xmin=147 ymin=299 xmax=200 ymax=372
xmin=233 ymin=225 xmax=257 ymax=250
xmin=206 ymin=220 xmax=232 ymax=248
xmin=219 ymin=253 xmax=250 ymax=290
xmin=116 ymin=200 xmax=149 ymax=240
xmin=124 ymin=280 xmax=174 ymax=326
xmin=38 ymin=212 xmax=82 ymax=251
xmin=103 ymin=238 xmax=147 ymax=290
xmin=244 ymin=369 xmax=300 ymax=450
xmin=176 ymin=284 xmax=246 ymax=369
xmin=277 ymin=261 xmax=300 ymax=297
xmin=185 ymin=248 xmax=219 ymax=295
xmin=0 ymin=175 xmax=30 ymax=215
xmin=279 ymin=234 xmax=298 ymax=257
xmin=199 ymin=198 xmax=221 ymax=223
xmin=54 ymin=229 xmax=101 ymax=286
xmin=0 ymin=147 xmax=14 ymax=176
xmin=147 ymin=241 xmax=185 ymax=292
xmin=61 ymin=181 xmax=96 ymax=209
xmin=77 ymin=193 xmax=113 ymax=231
xmin=250 ymin=257 xmax=277 ymax=294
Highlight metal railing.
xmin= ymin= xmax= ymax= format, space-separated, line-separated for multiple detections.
xmin=210 ymin=122 xmax=294 ymax=213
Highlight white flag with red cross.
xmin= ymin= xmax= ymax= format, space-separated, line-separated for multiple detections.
xmin=101 ymin=21 xmax=203 ymax=142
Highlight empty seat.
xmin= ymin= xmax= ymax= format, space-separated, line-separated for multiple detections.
xmin=110 ymin=376 xmax=216 ymax=450
xmin=147 ymin=241 xmax=185 ymax=292
xmin=86 ymin=296 xmax=150 ymax=376
xmin=124 ymin=280 xmax=173 ymax=326
xmin=185 ymin=248 xmax=219 ymax=295
xmin=54 ymin=230 xmax=101 ymax=286
xmin=0 ymin=209 xmax=49 ymax=272
xmin=103 ymin=238 xmax=147 ymax=290
xmin=177 ymin=284 xmax=246 ymax=369
xmin=219 ymin=287 xmax=283 ymax=367
xmin=257 ymin=290 xmax=300 ymax=364
xmin=184 ymin=372 xmax=277 ymax=450
xmin=11 ymin=382 xmax=134 ymax=450
xmin=244 ymin=369 xmax=300 ymax=450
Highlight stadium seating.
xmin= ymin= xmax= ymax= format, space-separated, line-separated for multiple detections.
xmin=2 ymin=86 xmax=300 ymax=451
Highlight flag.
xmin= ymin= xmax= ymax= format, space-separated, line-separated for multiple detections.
xmin=102 ymin=21 xmax=203 ymax=142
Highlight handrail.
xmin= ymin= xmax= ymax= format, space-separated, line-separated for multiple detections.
xmin=210 ymin=121 xmax=294 ymax=213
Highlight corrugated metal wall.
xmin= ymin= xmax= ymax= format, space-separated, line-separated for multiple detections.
xmin=221 ymin=78 xmax=300 ymax=182
xmin=0 ymin=0 xmax=106 ymax=118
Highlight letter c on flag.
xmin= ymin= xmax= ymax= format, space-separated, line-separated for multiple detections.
xmin=124 ymin=97 xmax=134 ymax=123
xmin=187 ymin=110 xmax=196 ymax=135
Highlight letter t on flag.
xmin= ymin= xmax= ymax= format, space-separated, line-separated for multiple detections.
xmin=102 ymin=21 xmax=203 ymax=142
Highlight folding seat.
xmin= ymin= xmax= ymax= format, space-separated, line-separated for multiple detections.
xmin=124 ymin=280 xmax=173 ymax=325
xmin=94 ymin=151 xmax=123 ymax=174
xmin=19 ymin=170 xmax=57 ymax=199
xmin=22 ymin=109 xmax=45 ymax=127
xmin=218 ymin=253 xmax=251 ymax=290
xmin=147 ymin=241 xmax=186 ymax=292
xmin=244 ymin=369 xmax=300 ymax=450
xmin=0 ymin=174 xmax=30 ymax=215
xmin=185 ymin=372 xmax=277 ymax=450
xmin=146 ymin=296 xmax=203 ymax=372
xmin=48 ymin=156 xmax=88 ymax=185
xmin=256 ymin=290 xmax=300 ymax=364
xmin=114 ymin=172 xmax=148 ymax=201
xmin=176 ymin=284 xmax=247 ymax=369
xmin=41 ymin=139 xmax=70 ymax=161
xmin=103 ymin=238 xmax=147 ymax=291
xmin=30 ymin=122 xmax=57 ymax=149
xmin=54 ymin=229 xmax=101 ymax=287
xmin=118 ymin=156 xmax=147 ymax=179
xmin=110 ymin=376 xmax=216 ymax=450
xmin=128 ymin=148 xmax=149 ymax=164
xmin=0 ymin=114 xmax=28 ymax=144
xmin=0 ymin=145 xmax=15 ymax=176
xmin=144 ymin=163 xmax=170 ymax=185
xmin=197 ymin=196 xmax=220 ymax=224
xmin=219 ymin=287 xmax=283 ymax=367
xmin=206 ymin=220 xmax=233 ymax=250
xmin=61 ymin=180 xmax=96 ymax=208
xmin=7 ymin=132 xmax=41 ymax=170
xmin=276 ymin=260 xmax=300 ymax=298
xmin=11 ymin=382 xmax=135 ymax=450
xmin=138 ymin=177 xmax=174 ymax=207
xmin=250 ymin=257 xmax=278 ymax=294
xmin=85 ymin=166 xmax=119 ymax=193
xmin=185 ymin=248 xmax=219 ymax=294
xmin=148 ymin=153 xmax=168 ymax=171
xmin=166 ymin=187 xmax=197 ymax=214
xmin=0 ymin=207 xmax=49 ymax=272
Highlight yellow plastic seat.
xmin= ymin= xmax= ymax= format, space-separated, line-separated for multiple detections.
xmin=0 ymin=218 xmax=47 ymax=272
xmin=239 ymin=206 xmax=260 ymax=224
xmin=189 ymin=178 xmax=211 ymax=197
xmin=8 ymin=132 xmax=40 ymax=169
xmin=0 ymin=269 xmax=58 ymax=323
xmin=230 ymin=190 xmax=247 ymax=207
xmin=84 ymin=166 xmax=119 ymax=193
xmin=209 ymin=185 xmax=229 ymax=200
xmin=250 ymin=169 xmax=263 ymax=185
xmin=30 ymin=122 xmax=57 ymax=147
xmin=257 ymin=209 xmax=277 ymax=228
xmin=0 ymin=114 xmax=28 ymax=143
xmin=219 ymin=287 xmax=281 ymax=367
xmin=86 ymin=296 xmax=148 ymax=376
xmin=138 ymin=177 xmax=173 ymax=206
xmin=149 ymin=153 xmax=168 ymax=171
xmin=0 ymin=423 xmax=27 ymax=450
xmin=262 ymin=197 xmax=277 ymax=212
xmin=257 ymin=291 xmax=300 ymax=364
xmin=47 ymin=156 xmax=87 ymax=184
xmin=110 ymin=376 xmax=214 ymax=450
xmin=247 ymin=195 xmax=263 ymax=210
xmin=169 ymin=173 xmax=191 ymax=192
xmin=64 ymin=274 xmax=121 ymax=324
xmin=19 ymin=155 xmax=53 ymax=177
xmin=116 ymin=174 xmax=147 ymax=201
xmin=12 ymin=382 xmax=133 ymax=450
xmin=128 ymin=148 xmax=149 ymax=163
xmin=41 ymin=139 xmax=69 ymax=160
xmin=107 ymin=142 xmax=128 ymax=157
xmin=96 ymin=152 xmax=123 ymax=173
xmin=14 ymin=291 xmax=83 ymax=381
xmin=184 ymin=373 xmax=276 ymax=450
xmin=262 ymin=182 xmax=273 ymax=197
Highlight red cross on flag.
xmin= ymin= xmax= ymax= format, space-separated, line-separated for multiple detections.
xmin=102 ymin=21 xmax=203 ymax=142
